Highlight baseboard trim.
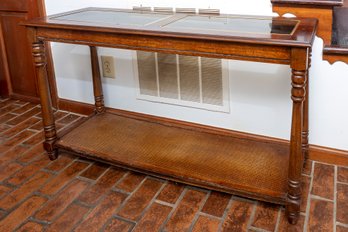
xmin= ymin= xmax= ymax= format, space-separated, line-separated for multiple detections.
xmin=58 ymin=98 xmax=94 ymax=115
xmin=10 ymin=93 xmax=40 ymax=104
xmin=309 ymin=145 xmax=348 ymax=166
xmin=58 ymin=98 xmax=348 ymax=166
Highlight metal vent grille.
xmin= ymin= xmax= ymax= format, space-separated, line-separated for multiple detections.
xmin=201 ymin=57 xmax=223 ymax=105
xmin=137 ymin=52 xmax=157 ymax=96
xmin=179 ymin=55 xmax=200 ymax=103
xmin=158 ymin=53 xmax=178 ymax=99
xmin=134 ymin=51 xmax=229 ymax=112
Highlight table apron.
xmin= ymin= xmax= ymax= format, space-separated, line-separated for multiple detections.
xmin=36 ymin=27 xmax=291 ymax=64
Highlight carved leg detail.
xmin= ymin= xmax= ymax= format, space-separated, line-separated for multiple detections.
xmin=90 ymin=46 xmax=105 ymax=114
xmin=287 ymin=179 xmax=302 ymax=224
xmin=32 ymin=41 xmax=58 ymax=160
xmin=302 ymin=48 xmax=312 ymax=167
xmin=301 ymin=131 xmax=309 ymax=162
xmin=301 ymin=78 xmax=309 ymax=169
xmin=287 ymin=67 xmax=307 ymax=224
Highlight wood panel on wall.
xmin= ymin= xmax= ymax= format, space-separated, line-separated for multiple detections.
xmin=0 ymin=0 xmax=56 ymax=102
xmin=1 ymin=12 xmax=37 ymax=97
xmin=272 ymin=5 xmax=334 ymax=45
xmin=0 ymin=20 xmax=11 ymax=96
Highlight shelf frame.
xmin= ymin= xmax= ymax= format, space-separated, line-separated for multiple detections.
xmin=56 ymin=112 xmax=290 ymax=204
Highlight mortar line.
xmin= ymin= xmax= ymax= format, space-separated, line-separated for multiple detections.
xmin=128 ymin=179 xmax=167 ymax=231
xmin=334 ymin=165 xmax=338 ymax=232
xmin=274 ymin=206 xmax=282 ymax=232
xmin=188 ymin=190 xmax=211 ymax=231
xmin=159 ymin=187 xmax=188 ymax=231
xmin=247 ymin=201 xmax=258 ymax=230
xmin=217 ymin=195 xmax=234 ymax=232
xmin=304 ymin=160 xmax=315 ymax=231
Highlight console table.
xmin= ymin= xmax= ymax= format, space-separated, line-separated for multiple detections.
xmin=24 ymin=8 xmax=317 ymax=224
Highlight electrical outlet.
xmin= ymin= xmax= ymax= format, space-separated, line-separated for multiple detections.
xmin=101 ymin=56 xmax=115 ymax=78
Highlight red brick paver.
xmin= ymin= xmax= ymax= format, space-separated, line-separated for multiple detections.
xmin=0 ymin=98 xmax=347 ymax=231
xmin=78 ymin=167 xmax=126 ymax=205
xmin=75 ymin=191 xmax=127 ymax=232
xmin=221 ymin=199 xmax=254 ymax=232
xmin=308 ymin=199 xmax=334 ymax=231
xmin=202 ymin=191 xmax=231 ymax=218
xmin=311 ymin=162 xmax=335 ymax=200
xmin=251 ymin=202 xmax=279 ymax=231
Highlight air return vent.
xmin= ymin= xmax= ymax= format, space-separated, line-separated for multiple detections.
xmin=133 ymin=51 xmax=229 ymax=112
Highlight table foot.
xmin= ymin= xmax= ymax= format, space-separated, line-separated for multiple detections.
xmin=287 ymin=212 xmax=299 ymax=225
xmin=44 ymin=141 xmax=58 ymax=160
xmin=47 ymin=150 xmax=58 ymax=161
xmin=286 ymin=189 xmax=301 ymax=225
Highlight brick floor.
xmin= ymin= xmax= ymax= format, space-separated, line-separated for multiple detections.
xmin=0 ymin=97 xmax=347 ymax=232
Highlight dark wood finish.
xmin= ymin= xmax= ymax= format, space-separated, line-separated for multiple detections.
xmin=37 ymin=0 xmax=59 ymax=108
xmin=323 ymin=45 xmax=348 ymax=64
xmin=0 ymin=0 xmax=29 ymax=12
xmin=45 ymin=41 xmax=58 ymax=108
xmin=287 ymin=47 xmax=308 ymax=223
xmin=58 ymin=98 xmax=94 ymax=115
xmin=32 ymin=40 xmax=58 ymax=160
xmin=0 ymin=0 xmax=58 ymax=105
xmin=24 ymin=8 xmax=317 ymax=224
xmin=323 ymin=48 xmax=348 ymax=64
xmin=309 ymin=145 xmax=348 ymax=166
xmin=323 ymin=46 xmax=348 ymax=54
xmin=302 ymin=48 xmax=312 ymax=163
xmin=0 ymin=11 xmax=37 ymax=97
xmin=0 ymin=19 xmax=11 ymax=96
xmin=90 ymin=46 xmax=105 ymax=114
xmin=0 ymin=0 xmax=37 ymax=97
xmin=10 ymin=92 xmax=41 ymax=103
xmin=271 ymin=0 xmax=343 ymax=6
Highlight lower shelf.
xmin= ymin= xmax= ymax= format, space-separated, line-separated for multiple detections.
xmin=56 ymin=112 xmax=289 ymax=204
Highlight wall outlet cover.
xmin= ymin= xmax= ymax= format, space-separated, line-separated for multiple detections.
xmin=101 ymin=56 xmax=115 ymax=78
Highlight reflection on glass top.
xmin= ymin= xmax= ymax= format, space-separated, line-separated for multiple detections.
xmin=164 ymin=16 xmax=298 ymax=35
xmin=332 ymin=10 xmax=348 ymax=48
xmin=52 ymin=10 xmax=170 ymax=26
xmin=332 ymin=34 xmax=348 ymax=48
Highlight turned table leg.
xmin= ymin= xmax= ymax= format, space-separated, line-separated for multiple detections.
xmin=32 ymin=41 xmax=58 ymax=160
xmin=302 ymin=48 xmax=312 ymax=166
xmin=90 ymin=46 xmax=105 ymax=114
xmin=287 ymin=48 xmax=308 ymax=224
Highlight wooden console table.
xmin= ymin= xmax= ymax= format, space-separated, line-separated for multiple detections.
xmin=24 ymin=8 xmax=317 ymax=224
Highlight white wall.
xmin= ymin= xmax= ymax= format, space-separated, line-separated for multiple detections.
xmin=45 ymin=0 xmax=348 ymax=151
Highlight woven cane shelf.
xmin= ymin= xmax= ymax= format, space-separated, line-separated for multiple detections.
xmin=56 ymin=112 xmax=289 ymax=203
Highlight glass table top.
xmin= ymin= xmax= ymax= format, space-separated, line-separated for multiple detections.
xmin=163 ymin=15 xmax=298 ymax=35
xmin=50 ymin=9 xmax=300 ymax=36
xmin=52 ymin=10 xmax=170 ymax=26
